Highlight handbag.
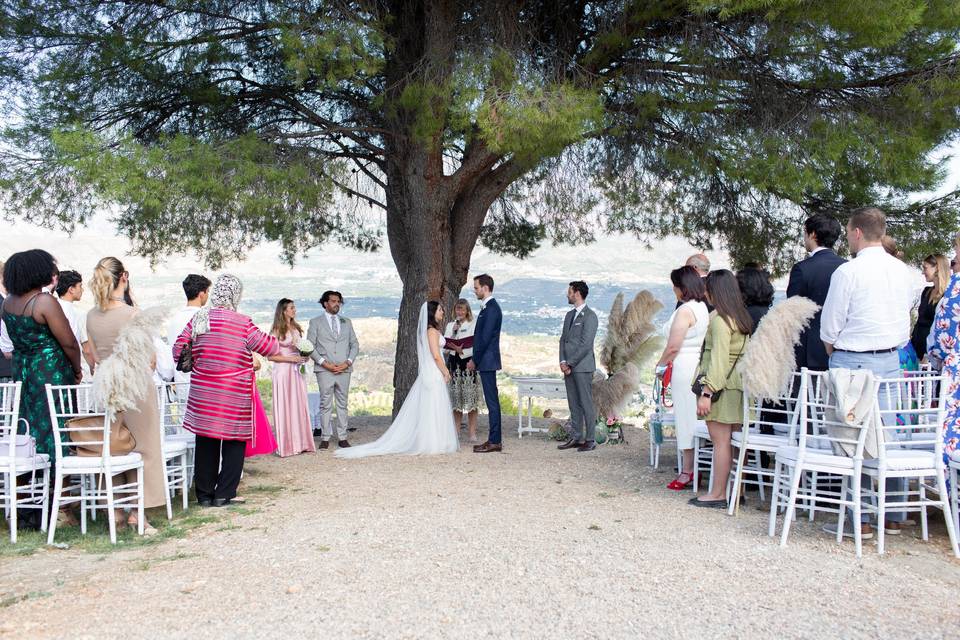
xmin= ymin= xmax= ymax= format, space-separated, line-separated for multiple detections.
xmin=691 ymin=336 xmax=746 ymax=402
xmin=176 ymin=337 xmax=194 ymax=373
xmin=66 ymin=414 xmax=136 ymax=457
xmin=0 ymin=420 xmax=37 ymax=458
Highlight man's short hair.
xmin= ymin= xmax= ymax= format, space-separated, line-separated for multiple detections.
xmin=568 ymin=280 xmax=589 ymax=299
xmin=804 ymin=213 xmax=842 ymax=249
xmin=473 ymin=274 xmax=495 ymax=292
xmin=848 ymin=207 xmax=886 ymax=242
xmin=55 ymin=270 xmax=83 ymax=297
xmin=685 ymin=253 xmax=711 ymax=274
xmin=182 ymin=274 xmax=212 ymax=301
xmin=320 ymin=290 xmax=343 ymax=305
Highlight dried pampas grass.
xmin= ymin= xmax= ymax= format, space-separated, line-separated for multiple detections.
xmin=92 ymin=306 xmax=169 ymax=420
xmin=739 ymin=296 xmax=819 ymax=402
xmin=592 ymin=362 xmax=640 ymax=419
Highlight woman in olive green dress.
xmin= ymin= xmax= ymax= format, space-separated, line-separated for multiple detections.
xmin=1 ymin=250 xmax=83 ymax=464
xmin=689 ymin=269 xmax=752 ymax=508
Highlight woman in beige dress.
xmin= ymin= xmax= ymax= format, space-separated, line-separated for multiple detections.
xmin=86 ymin=257 xmax=164 ymax=534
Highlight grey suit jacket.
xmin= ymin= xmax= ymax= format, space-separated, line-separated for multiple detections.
xmin=307 ymin=313 xmax=360 ymax=374
xmin=559 ymin=306 xmax=598 ymax=373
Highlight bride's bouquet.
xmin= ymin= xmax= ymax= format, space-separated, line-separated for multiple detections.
xmin=297 ymin=338 xmax=314 ymax=374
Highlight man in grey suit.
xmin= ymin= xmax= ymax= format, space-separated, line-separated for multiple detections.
xmin=307 ymin=290 xmax=360 ymax=450
xmin=557 ymin=280 xmax=599 ymax=452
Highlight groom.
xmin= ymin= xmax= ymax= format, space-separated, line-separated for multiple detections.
xmin=468 ymin=273 xmax=503 ymax=453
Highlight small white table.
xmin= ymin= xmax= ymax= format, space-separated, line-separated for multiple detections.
xmin=512 ymin=376 xmax=567 ymax=438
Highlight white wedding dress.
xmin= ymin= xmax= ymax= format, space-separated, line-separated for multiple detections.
xmin=335 ymin=302 xmax=459 ymax=458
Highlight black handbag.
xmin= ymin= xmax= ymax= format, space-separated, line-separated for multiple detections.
xmin=176 ymin=338 xmax=194 ymax=373
xmin=691 ymin=339 xmax=745 ymax=401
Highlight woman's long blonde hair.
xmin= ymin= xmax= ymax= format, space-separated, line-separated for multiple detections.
xmin=924 ymin=254 xmax=950 ymax=304
xmin=90 ymin=257 xmax=134 ymax=310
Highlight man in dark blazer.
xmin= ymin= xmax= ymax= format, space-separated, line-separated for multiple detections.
xmin=557 ymin=281 xmax=599 ymax=452
xmin=786 ymin=213 xmax=846 ymax=371
xmin=468 ymin=274 xmax=503 ymax=453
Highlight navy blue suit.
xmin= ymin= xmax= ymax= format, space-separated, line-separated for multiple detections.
xmin=473 ymin=298 xmax=503 ymax=443
xmin=786 ymin=248 xmax=846 ymax=371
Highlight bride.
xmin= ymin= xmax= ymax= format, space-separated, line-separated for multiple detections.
xmin=335 ymin=301 xmax=459 ymax=458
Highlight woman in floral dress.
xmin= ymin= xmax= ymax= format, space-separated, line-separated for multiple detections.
xmin=929 ymin=272 xmax=960 ymax=481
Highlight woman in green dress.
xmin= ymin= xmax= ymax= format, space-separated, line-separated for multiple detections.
xmin=689 ymin=269 xmax=753 ymax=508
xmin=1 ymin=250 xmax=83 ymax=464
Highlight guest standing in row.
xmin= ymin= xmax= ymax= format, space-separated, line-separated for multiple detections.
xmin=690 ymin=270 xmax=752 ymax=508
xmin=656 ymin=266 xmax=709 ymax=489
xmin=912 ymin=254 xmax=949 ymax=362
xmin=787 ymin=214 xmax=846 ymax=371
xmin=0 ymin=259 xmax=14 ymax=383
xmin=444 ymin=299 xmax=482 ymax=443
xmin=1 ymin=250 xmax=81 ymax=474
xmin=55 ymin=270 xmax=96 ymax=377
xmin=167 ymin=274 xmax=211 ymax=392
xmin=269 ymin=298 xmax=315 ymax=457
xmin=738 ymin=267 xmax=774 ymax=332
xmin=820 ymin=207 xmax=916 ymax=538
xmin=86 ymin=257 xmax=165 ymax=532
xmin=173 ymin=274 xmax=279 ymax=506
xmin=928 ymin=271 xmax=960 ymax=484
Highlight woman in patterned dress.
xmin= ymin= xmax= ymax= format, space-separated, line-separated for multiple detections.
xmin=929 ymin=271 xmax=960 ymax=484
xmin=172 ymin=274 xmax=279 ymax=506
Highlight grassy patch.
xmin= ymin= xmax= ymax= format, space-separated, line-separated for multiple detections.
xmin=244 ymin=484 xmax=283 ymax=495
xmin=228 ymin=506 xmax=262 ymax=516
xmin=0 ymin=505 xmax=222 ymax=557
xmin=130 ymin=551 xmax=201 ymax=571
xmin=0 ymin=590 xmax=52 ymax=608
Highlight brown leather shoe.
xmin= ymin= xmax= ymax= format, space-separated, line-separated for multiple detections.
xmin=474 ymin=442 xmax=502 ymax=453
xmin=472 ymin=441 xmax=490 ymax=452
xmin=338 ymin=440 xmax=351 ymax=448
xmin=558 ymin=438 xmax=584 ymax=450
xmin=319 ymin=440 xmax=330 ymax=450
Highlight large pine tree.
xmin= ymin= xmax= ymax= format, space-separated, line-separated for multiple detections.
xmin=2 ymin=1 xmax=960 ymax=409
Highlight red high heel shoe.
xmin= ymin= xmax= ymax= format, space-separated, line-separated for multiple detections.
xmin=666 ymin=472 xmax=694 ymax=491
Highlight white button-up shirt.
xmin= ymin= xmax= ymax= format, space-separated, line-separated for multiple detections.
xmin=820 ymin=245 xmax=916 ymax=352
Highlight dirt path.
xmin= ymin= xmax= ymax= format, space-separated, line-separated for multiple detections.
xmin=2 ymin=417 xmax=958 ymax=639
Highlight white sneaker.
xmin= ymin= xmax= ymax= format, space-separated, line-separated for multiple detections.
xmin=822 ymin=521 xmax=874 ymax=540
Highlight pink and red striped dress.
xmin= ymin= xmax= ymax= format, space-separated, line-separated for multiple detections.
xmin=173 ymin=308 xmax=279 ymax=441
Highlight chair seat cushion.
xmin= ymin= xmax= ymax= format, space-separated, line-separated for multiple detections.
xmin=694 ymin=423 xmax=710 ymax=439
xmin=949 ymin=449 xmax=960 ymax=465
xmin=2 ymin=453 xmax=51 ymax=471
xmin=863 ymin=449 xmax=937 ymax=471
xmin=163 ymin=441 xmax=189 ymax=456
xmin=775 ymin=445 xmax=855 ymax=470
xmin=732 ymin=431 xmax=787 ymax=448
xmin=59 ymin=452 xmax=143 ymax=471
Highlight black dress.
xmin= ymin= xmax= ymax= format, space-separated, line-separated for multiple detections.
xmin=911 ymin=288 xmax=936 ymax=360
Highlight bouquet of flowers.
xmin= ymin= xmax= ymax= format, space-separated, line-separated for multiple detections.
xmin=297 ymin=338 xmax=315 ymax=374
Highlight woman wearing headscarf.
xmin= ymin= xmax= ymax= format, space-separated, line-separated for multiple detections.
xmin=172 ymin=274 xmax=279 ymax=506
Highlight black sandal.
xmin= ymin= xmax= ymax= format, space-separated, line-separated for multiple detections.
xmin=687 ymin=497 xmax=726 ymax=509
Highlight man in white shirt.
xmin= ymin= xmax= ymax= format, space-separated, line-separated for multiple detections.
xmin=820 ymin=207 xmax=913 ymax=538
xmin=54 ymin=270 xmax=96 ymax=376
xmin=166 ymin=274 xmax=211 ymax=388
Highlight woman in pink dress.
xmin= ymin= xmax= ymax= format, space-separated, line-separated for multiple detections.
xmin=246 ymin=357 xmax=277 ymax=457
xmin=268 ymin=298 xmax=315 ymax=457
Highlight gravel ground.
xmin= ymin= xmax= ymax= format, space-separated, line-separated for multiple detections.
xmin=2 ymin=416 xmax=959 ymax=639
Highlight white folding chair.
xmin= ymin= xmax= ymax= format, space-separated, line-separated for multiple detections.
xmin=727 ymin=372 xmax=804 ymax=515
xmin=768 ymin=369 xmax=874 ymax=558
xmin=648 ymin=378 xmax=677 ymax=469
xmin=692 ymin=422 xmax=713 ymax=493
xmin=156 ymin=383 xmax=190 ymax=516
xmin=863 ymin=370 xmax=959 ymax=557
xmin=0 ymin=382 xmax=50 ymax=543
xmin=45 ymin=384 xmax=145 ymax=544
xmin=950 ymin=452 xmax=960 ymax=541
xmin=160 ymin=382 xmax=195 ymax=488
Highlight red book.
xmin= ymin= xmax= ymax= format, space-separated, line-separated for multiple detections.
xmin=444 ymin=336 xmax=474 ymax=350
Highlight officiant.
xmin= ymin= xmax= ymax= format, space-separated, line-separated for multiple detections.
xmin=443 ymin=299 xmax=483 ymax=443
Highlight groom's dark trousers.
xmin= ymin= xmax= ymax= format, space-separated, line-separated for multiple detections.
xmin=473 ymin=298 xmax=503 ymax=444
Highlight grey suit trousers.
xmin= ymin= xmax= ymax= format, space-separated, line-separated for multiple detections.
xmin=316 ymin=370 xmax=351 ymax=441
xmin=564 ymin=371 xmax=597 ymax=443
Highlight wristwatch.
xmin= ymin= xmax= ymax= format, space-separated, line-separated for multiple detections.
xmin=700 ymin=390 xmax=713 ymax=399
